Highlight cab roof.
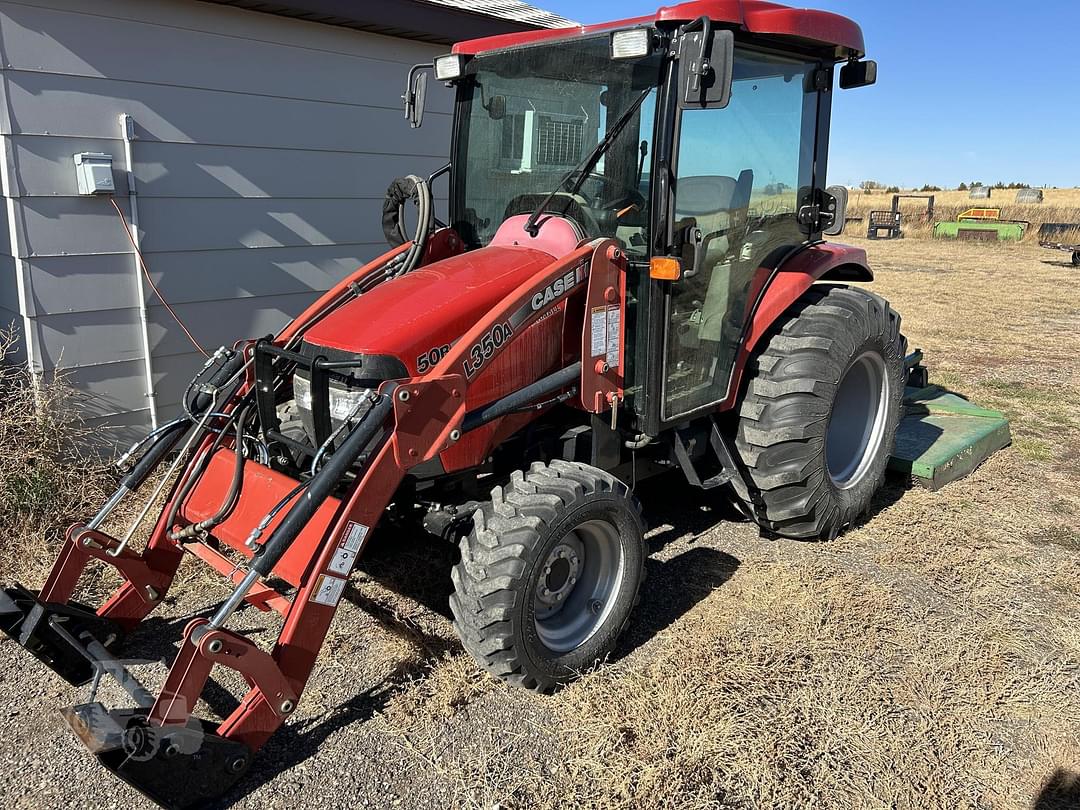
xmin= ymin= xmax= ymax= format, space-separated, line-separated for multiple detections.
xmin=452 ymin=0 xmax=865 ymax=59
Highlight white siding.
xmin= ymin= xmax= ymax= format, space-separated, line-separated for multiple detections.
xmin=0 ymin=0 xmax=452 ymax=441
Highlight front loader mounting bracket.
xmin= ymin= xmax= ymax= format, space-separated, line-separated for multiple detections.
xmin=0 ymin=585 xmax=124 ymax=686
xmin=63 ymin=703 xmax=252 ymax=810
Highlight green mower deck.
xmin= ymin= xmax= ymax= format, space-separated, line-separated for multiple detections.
xmin=932 ymin=220 xmax=1025 ymax=242
xmin=889 ymin=385 xmax=1012 ymax=490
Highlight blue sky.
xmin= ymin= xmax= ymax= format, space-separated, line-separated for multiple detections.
xmin=534 ymin=0 xmax=1080 ymax=188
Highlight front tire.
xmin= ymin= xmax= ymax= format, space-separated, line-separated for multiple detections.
xmin=731 ymin=285 xmax=906 ymax=539
xmin=450 ymin=461 xmax=646 ymax=692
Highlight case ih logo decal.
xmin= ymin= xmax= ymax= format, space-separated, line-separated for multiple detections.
xmin=531 ymin=266 xmax=586 ymax=311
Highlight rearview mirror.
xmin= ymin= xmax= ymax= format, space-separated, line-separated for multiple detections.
xmin=678 ymin=21 xmax=734 ymax=110
xmin=485 ymin=94 xmax=506 ymax=121
xmin=839 ymin=59 xmax=877 ymax=90
xmin=403 ymin=64 xmax=431 ymax=128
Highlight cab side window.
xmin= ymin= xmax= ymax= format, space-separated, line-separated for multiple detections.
xmin=663 ymin=50 xmax=818 ymax=420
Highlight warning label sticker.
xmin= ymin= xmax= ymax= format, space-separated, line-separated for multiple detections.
xmin=327 ymin=547 xmax=356 ymax=576
xmin=327 ymin=522 xmax=369 ymax=576
xmin=342 ymin=522 xmax=369 ymax=553
xmin=590 ymin=305 xmax=621 ymax=366
xmin=310 ymin=574 xmax=346 ymax=607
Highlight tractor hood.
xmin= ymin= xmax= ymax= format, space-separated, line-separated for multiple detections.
xmin=301 ymin=245 xmax=558 ymax=374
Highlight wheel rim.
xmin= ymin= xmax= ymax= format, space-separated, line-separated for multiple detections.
xmin=533 ymin=519 xmax=624 ymax=654
xmin=826 ymin=351 xmax=890 ymax=489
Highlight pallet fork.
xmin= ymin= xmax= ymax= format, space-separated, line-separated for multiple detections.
xmin=0 ymin=239 xmax=625 ymax=807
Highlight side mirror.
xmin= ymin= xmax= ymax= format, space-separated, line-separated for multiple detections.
xmin=403 ymin=65 xmax=431 ymax=128
xmin=822 ymin=185 xmax=849 ymax=236
xmin=678 ymin=21 xmax=734 ymax=110
xmin=839 ymin=59 xmax=877 ymax=90
xmin=486 ymin=94 xmax=507 ymax=121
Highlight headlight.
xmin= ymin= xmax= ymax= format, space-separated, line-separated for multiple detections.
xmin=293 ymin=375 xmax=371 ymax=424
xmin=327 ymin=385 xmax=371 ymax=422
xmin=434 ymin=53 xmax=466 ymax=81
xmin=293 ymin=373 xmax=313 ymax=411
xmin=610 ymin=28 xmax=653 ymax=60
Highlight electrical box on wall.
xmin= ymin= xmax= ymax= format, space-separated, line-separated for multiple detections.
xmin=73 ymin=152 xmax=115 ymax=195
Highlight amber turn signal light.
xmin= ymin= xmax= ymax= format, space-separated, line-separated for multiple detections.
xmin=649 ymin=256 xmax=682 ymax=281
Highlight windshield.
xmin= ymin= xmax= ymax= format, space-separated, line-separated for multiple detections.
xmin=452 ymin=35 xmax=664 ymax=255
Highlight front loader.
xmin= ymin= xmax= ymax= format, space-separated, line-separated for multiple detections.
xmin=2 ymin=2 xmax=917 ymax=805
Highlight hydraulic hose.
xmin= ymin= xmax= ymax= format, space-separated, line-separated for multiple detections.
xmin=462 ymin=363 xmax=582 ymax=433
xmin=382 ymin=175 xmax=433 ymax=277
xmin=166 ymin=400 xmax=248 ymax=540
xmin=176 ymin=404 xmax=251 ymax=540
xmin=251 ymin=394 xmax=394 ymax=577
xmin=208 ymin=392 xmax=395 ymax=629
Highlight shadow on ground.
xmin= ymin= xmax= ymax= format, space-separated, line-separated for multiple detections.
xmin=86 ymin=468 xmax=920 ymax=808
xmin=1034 ymin=769 xmax=1080 ymax=810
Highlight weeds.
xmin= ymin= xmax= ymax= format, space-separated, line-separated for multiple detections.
xmin=0 ymin=328 xmax=115 ymax=585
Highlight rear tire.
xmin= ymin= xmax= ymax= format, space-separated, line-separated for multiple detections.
xmin=730 ymin=285 xmax=906 ymax=539
xmin=450 ymin=460 xmax=646 ymax=692
xmin=1071 ymin=251 xmax=1080 ymax=267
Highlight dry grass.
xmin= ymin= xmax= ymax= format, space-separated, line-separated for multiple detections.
xmin=1 ymin=239 xmax=1078 ymax=809
xmin=378 ymin=237 xmax=1080 ymax=809
xmin=0 ymin=328 xmax=117 ymax=587
xmin=847 ymin=187 xmax=1080 ymax=244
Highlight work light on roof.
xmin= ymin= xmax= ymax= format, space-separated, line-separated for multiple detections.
xmin=610 ymin=28 xmax=653 ymax=60
xmin=434 ymin=53 xmax=466 ymax=81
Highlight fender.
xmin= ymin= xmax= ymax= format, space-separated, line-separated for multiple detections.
xmin=719 ymin=242 xmax=872 ymax=411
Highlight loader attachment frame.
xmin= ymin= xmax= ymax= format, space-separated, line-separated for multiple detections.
xmin=0 ymin=238 xmax=620 ymax=808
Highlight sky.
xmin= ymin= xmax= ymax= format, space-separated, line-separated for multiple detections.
xmin=532 ymin=0 xmax=1080 ymax=189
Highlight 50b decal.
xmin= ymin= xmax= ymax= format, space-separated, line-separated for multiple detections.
xmin=416 ymin=343 xmax=450 ymax=374
xmin=462 ymin=322 xmax=514 ymax=379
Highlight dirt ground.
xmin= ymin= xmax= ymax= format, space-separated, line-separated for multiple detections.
xmin=1 ymin=236 xmax=1078 ymax=809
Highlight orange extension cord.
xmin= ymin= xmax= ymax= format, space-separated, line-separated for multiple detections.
xmin=111 ymin=197 xmax=209 ymax=358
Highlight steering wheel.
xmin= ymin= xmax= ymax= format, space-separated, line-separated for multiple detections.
xmin=565 ymin=170 xmax=646 ymax=211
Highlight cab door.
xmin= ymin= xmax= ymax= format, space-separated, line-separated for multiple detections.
xmin=659 ymin=48 xmax=822 ymax=422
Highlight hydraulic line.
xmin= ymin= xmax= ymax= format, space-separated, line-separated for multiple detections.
xmin=104 ymin=354 xmax=252 ymax=556
xmin=166 ymin=401 xmax=250 ymax=541
xmin=208 ymin=392 xmax=395 ymax=629
xmin=382 ymin=175 xmax=433 ymax=278
xmin=243 ymin=480 xmax=307 ymax=551
xmin=462 ymin=363 xmax=582 ymax=433
xmin=309 ymin=392 xmax=375 ymax=477
xmin=172 ymin=404 xmax=252 ymax=541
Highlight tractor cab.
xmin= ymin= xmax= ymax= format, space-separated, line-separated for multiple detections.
xmin=408 ymin=2 xmax=876 ymax=435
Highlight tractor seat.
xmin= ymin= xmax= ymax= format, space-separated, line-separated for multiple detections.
xmin=673 ymin=171 xmax=754 ymax=344
xmin=674 ymin=170 xmax=754 ymax=259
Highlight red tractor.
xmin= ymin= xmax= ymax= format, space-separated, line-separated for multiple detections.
xmin=1 ymin=2 xmax=899 ymax=805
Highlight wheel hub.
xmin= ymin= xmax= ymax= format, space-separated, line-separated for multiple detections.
xmin=535 ymin=541 xmax=582 ymax=611
xmin=826 ymin=351 xmax=890 ymax=489
xmin=532 ymin=521 xmax=624 ymax=654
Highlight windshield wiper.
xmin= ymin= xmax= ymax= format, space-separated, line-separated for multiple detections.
xmin=524 ymin=86 xmax=653 ymax=237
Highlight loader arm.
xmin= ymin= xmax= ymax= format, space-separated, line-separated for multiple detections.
xmin=0 ymin=238 xmax=615 ymax=808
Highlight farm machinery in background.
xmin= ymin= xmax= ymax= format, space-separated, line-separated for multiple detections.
xmin=1038 ymin=222 xmax=1080 ymax=266
xmin=933 ymin=207 xmax=1027 ymax=242
xmin=866 ymin=193 xmax=935 ymax=239
xmin=0 ymin=2 xmax=1009 ymax=806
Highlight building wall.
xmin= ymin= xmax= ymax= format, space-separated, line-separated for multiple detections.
xmin=0 ymin=0 xmax=452 ymax=440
